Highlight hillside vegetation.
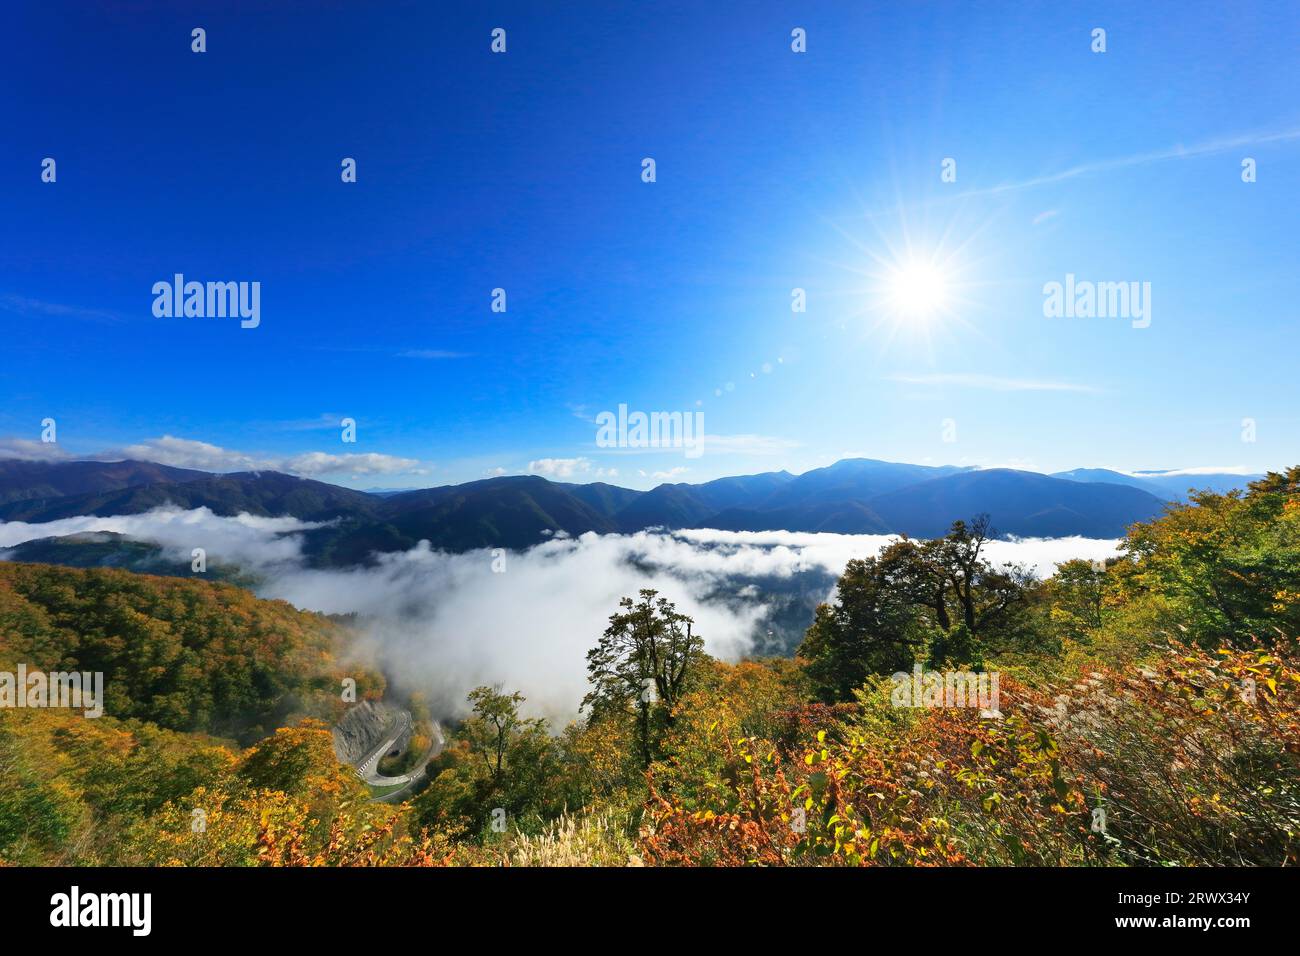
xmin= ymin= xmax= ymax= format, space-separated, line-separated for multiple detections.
xmin=0 ymin=467 xmax=1296 ymax=866
xmin=0 ymin=563 xmax=382 ymax=740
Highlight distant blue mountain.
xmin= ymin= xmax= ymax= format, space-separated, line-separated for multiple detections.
xmin=0 ymin=459 xmax=208 ymax=505
xmin=1051 ymin=468 xmax=1261 ymax=501
xmin=0 ymin=456 xmax=1268 ymax=565
xmin=869 ymin=468 xmax=1164 ymax=538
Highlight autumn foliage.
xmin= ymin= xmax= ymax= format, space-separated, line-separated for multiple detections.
xmin=1 ymin=468 xmax=1297 ymax=866
xmin=639 ymin=641 xmax=1298 ymax=866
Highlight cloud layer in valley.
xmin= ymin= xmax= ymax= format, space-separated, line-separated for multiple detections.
xmin=0 ymin=507 xmax=322 ymax=568
xmin=0 ymin=510 xmax=1122 ymax=721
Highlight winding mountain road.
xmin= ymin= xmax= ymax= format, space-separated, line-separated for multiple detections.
xmin=352 ymin=709 xmax=445 ymax=800
xmin=355 ymin=710 xmax=414 ymax=785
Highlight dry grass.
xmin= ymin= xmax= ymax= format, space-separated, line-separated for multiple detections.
xmin=505 ymin=810 xmax=642 ymax=867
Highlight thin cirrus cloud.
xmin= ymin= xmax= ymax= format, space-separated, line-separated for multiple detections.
xmin=0 ymin=293 xmax=122 ymax=324
xmin=705 ymin=433 xmax=801 ymax=455
xmin=592 ymin=434 xmax=800 ymax=457
xmin=890 ymin=372 xmax=1101 ymax=394
xmin=842 ymin=126 xmax=1300 ymax=222
xmin=1130 ymin=465 xmax=1255 ymax=477
xmin=962 ymin=126 xmax=1300 ymax=199
xmin=271 ymin=413 xmax=352 ymax=432
xmin=396 ymin=349 xmax=471 ymax=360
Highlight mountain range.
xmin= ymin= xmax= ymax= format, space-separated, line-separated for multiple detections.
xmin=0 ymin=457 xmax=1262 ymax=567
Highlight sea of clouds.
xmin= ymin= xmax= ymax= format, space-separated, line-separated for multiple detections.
xmin=0 ymin=508 xmax=1122 ymax=721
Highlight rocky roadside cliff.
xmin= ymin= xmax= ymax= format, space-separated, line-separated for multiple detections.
xmin=332 ymin=699 xmax=405 ymax=765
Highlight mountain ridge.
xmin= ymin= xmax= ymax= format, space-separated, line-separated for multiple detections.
xmin=0 ymin=457 xmax=1266 ymax=564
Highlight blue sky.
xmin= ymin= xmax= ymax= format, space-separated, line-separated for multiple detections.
xmin=2 ymin=0 xmax=1297 ymax=489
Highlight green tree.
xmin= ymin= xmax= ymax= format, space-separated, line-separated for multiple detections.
xmin=798 ymin=557 xmax=921 ymax=702
xmin=1047 ymin=558 xmax=1108 ymax=644
xmin=799 ymin=516 xmax=1036 ymax=701
xmin=463 ymin=685 xmax=528 ymax=783
xmin=583 ymin=590 xmax=705 ymax=768
xmin=1118 ymin=467 xmax=1300 ymax=646
xmin=414 ymin=687 xmax=563 ymax=838
xmin=934 ymin=517 xmax=1033 ymax=642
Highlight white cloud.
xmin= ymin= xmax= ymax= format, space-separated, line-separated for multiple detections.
xmin=0 ymin=438 xmax=71 ymax=462
xmin=111 ymin=436 xmax=264 ymax=471
xmin=0 ymin=506 xmax=321 ymax=569
xmin=0 ymin=434 xmax=428 ymax=478
xmin=87 ymin=435 xmax=428 ymax=478
xmin=667 ymin=528 xmax=1119 ymax=581
xmin=528 ymin=457 xmax=593 ymax=479
xmin=527 ymin=457 xmax=618 ymax=480
xmin=280 ymin=451 xmax=427 ymax=477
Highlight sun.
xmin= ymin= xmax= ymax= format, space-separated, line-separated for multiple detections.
xmin=817 ymin=206 xmax=990 ymax=356
xmin=887 ymin=260 xmax=949 ymax=319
